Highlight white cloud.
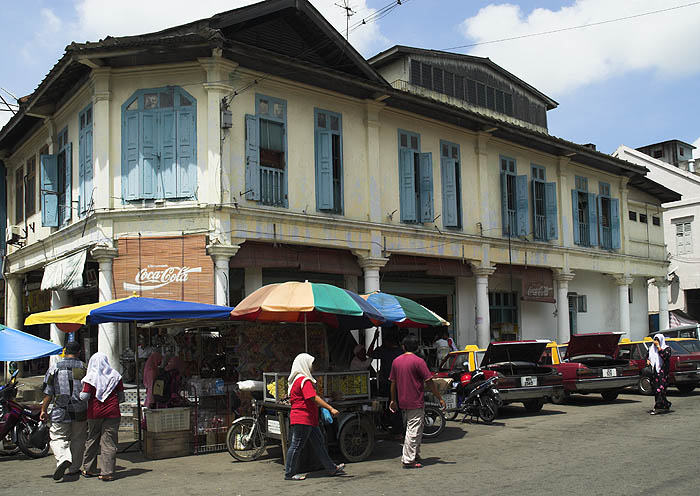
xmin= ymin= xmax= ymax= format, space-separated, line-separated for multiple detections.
xmin=459 ymin=0 xmax=700 ymax=97
xmin=73 ymin=0 xmax=385 ymax=55
xmin=20 ymin=8 xmax=64 ymax=63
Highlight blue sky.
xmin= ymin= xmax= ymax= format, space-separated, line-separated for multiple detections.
xmin=1 ymin=0 xmax=699 ymax=156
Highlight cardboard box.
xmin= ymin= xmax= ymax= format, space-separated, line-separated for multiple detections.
xmin=144 ymin=430 xmax=191 ymax=459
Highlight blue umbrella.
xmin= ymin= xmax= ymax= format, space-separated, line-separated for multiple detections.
xmin=0 ymin=325 xmax=63 ymax=361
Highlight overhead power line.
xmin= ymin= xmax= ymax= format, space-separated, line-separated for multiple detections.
xmin=441 ymin=1 xmax=700 ymax=51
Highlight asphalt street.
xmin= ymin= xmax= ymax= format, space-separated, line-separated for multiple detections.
xmin=2 ymin=390 xmax=698 ymax=496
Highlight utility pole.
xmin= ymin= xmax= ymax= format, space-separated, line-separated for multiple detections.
xmin=335 ymin=1 xmax=355 ymax=39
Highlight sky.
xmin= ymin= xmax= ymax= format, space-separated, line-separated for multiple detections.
xmin=1 ymin=0 xmax=699 ymax=157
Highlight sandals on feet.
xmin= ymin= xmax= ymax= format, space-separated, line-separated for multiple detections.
xmin=81 ymin=471 xmax=99 ymax=478
xmin=402 ymin=462 xmax=423 ymax=469
xmin=331 ymin=463 xmax=345 ymax=476
xmin=285 ymin=474 xmax=306 ymax=481
xmin=99 ymin=475 xmax=114 ymax=481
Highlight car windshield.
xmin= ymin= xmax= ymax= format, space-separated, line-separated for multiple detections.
xmin=475 ymin=352 xmax=485 ymax=367
xmin=674 ymin=340 xmax=700 ymax=353
xmin=439 ymin=354 xmax=468 ymax=372
xmin=667 ymin=341 xmax=695 ymax=355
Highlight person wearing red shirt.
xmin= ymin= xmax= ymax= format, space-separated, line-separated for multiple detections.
xmin=284 ymin=353 xmax=345 ymax=481
xmin=390 ymin=335 xmax=445 ymax=469
xmin=79 ymin=352 xmax=124 ymax=481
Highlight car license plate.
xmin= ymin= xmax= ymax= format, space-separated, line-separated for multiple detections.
xmin=521 ymin=376 xmax=538 ymax=387
xmin=444 ymin=393 xmax=457 ymax=410
xmin=602 ymin=368 xmax=617 ymax=377
xmin=267 ymin=419 xmax=280 ymax=435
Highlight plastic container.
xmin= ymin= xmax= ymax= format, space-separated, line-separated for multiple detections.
xmin=145 ymin=407 xmax=191 ymax=433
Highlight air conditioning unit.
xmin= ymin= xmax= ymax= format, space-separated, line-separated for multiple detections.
xmin=6 ymin=225 xmax=21 ymax=245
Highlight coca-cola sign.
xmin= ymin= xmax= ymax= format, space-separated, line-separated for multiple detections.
xmin=113 ymin=236 xmax=214 ymax=303
xmin=124 ymin=265 xmax=203 ymax=292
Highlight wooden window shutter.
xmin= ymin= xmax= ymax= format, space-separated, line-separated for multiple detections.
xmin=516 ymin=174 xmax=529 ymax=236
xmin=419 ymin=152 xmax=434 ymax=223
xmin=545 ymin=182 xmax=558 ymax=240
xmin=245 ymin=114 xmax=260 ymax=201
xmin=399 ymin=149 xmax=417 ymax=222
xmin=40 ymin=154 xmax=59 ymax=227
xmin=611 ymin=198 xmax=621 ymax=249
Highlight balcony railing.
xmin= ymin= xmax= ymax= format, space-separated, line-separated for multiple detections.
xmin=535 ymin=214 xmax=547 ymax=240
xmin=506 ymin=210 xmax=516 ymax=236
xmin=260 ymin=166 xmax=285 ymax=206
xmin=578 ymin=221 xmax=590 ymax=246
xmin=600 ymin=226 xmax=612 ymax=249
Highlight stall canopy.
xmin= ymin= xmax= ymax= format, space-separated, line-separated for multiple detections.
xmin=0 ymin=325 xmax=63 ymax=361
xmin=24 ymin=295 xmax=234 ymax=327
xmin=361 ymin=292 xmax=449 ymax=328
xmin=41 ymin=249 xmax=87 ymax=291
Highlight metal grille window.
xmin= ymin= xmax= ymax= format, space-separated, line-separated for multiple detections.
xmin=531 ymin=165 xmax=546 ymax=240
xmin=488 ymin=291 xmax=518 ymax=325
xmin=501 ymin=157 xmax=517 ymax=235
xmin=599 ymin=182 xmax=612 ymax=249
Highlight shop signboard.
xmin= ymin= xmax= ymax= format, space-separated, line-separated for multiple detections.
xmin=520 ymin=267 xmax=555 ymax=303
xmin=113 ymin=235 xmax=214 ymax=304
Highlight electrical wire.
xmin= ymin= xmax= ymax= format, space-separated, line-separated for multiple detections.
xmin=441 ymin=1 xmax=700 ymax=51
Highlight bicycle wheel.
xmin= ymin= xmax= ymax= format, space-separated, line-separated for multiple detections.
xmin=422 ymin=406 xmax=446 ymax=439
xmin=226 ymin=418 xmax=266 ymax=462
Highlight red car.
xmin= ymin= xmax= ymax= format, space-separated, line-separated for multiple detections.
xmin=617 ymin=338 xmax=700 ymax=394
xmin=548 ymin=332 xmax=639 ymax=403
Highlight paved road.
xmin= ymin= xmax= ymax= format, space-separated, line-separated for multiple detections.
xmin=3 ymin=390 xmax=698 ymax=496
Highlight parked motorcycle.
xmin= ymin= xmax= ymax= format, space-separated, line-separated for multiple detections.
xmin=0 ymin=371 xmax=50 ymax=458
xmin=446 ymin=369 xmax=501 ymax=424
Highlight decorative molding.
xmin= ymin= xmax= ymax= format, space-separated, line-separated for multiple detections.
xmin=553 ymin=269 xmax=575 ymax=282
xmin=473 ymin=266 xmax=496 ymax=278
xmin=206 ymin=243 xmax=240 ymax=260
xmin=613 ymin=274 xmax=634 ymax=286
xmin=90 ymin=246 xmax=118 ymax=263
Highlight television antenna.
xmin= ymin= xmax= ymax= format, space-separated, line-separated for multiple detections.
xmin=335 ymin=1 xmax=356 ymax=40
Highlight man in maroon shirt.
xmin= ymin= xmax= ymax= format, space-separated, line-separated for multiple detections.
xmin=390 ymin=335 xmax=445 ymax=468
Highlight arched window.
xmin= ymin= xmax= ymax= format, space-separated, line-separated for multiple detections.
xmin=121 ymin=86 xmax=197 ymax=200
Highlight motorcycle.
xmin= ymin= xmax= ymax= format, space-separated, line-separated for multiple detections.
xmin=446 ymin=369 xmax=501 ymax=424
xmin=0 ymin=370 xmax=50 ymax=458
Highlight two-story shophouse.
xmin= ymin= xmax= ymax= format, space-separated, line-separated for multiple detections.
xmin=0 ymin=0 xmax=679 ymax=371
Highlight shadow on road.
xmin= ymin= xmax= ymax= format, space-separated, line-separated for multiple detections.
xmin=556 ymin=395 xmax=642 ymax=407
xmin=494 ymin=406 xmax=567 ymax=419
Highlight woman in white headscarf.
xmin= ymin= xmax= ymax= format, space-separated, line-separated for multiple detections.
xmin=647 ymin=334 xmax=672 ymax=414
xmin=79 ymin=352 xmax=124 ymax=480
xmin=284 ymin=353 xmax=345 ymax=481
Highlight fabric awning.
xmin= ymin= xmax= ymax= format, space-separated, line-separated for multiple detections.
xmin=41 ymin=249 xmax=87 ymax=291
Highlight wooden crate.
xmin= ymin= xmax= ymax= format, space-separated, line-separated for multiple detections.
xmin=144 ymin=430 xmax=191 ymax=459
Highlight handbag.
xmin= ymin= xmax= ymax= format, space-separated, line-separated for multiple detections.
xmin=29 ymin=422 xmax=49 ymax=449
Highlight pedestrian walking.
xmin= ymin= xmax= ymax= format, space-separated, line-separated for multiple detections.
xmin=389 ymin=335 xmax=446 ymax=469
xmin=39 ymin=340 xmax=88 ymax=481
xmin=368 ymin=328 xmax=404 ymax=439
xmin=284 ymin=353 xmax=345 ymax=481
xmin=80 ymin=352 xmax=124 ymax=481
xmin=648 ymin=333 xmax=672 ymax=415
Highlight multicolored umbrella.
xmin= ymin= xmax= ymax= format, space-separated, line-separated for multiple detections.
xmin=24 ymin=295 xmax=234 ymax=327
xmin=361 ymin=292 xmax=449 ymax=328
xmin=0 ymin=325 xmax=63 ymax=361
xmin=230 ymin=282 xmax=385 ymax=331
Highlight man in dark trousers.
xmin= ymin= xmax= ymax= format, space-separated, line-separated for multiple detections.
xmin=390 ymin=335 xmax=445 ymax=468
xmin=368 ymin=327 xmax=404 ymax=438
xmin=40 ymin=341 xmax=88 ymax=481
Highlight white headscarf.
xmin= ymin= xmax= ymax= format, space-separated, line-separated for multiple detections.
xmin=83 ymin=352 xmax=122 ymax=402
xmin=288 ymin=353 xmax=316 ymax=395
xmin=648 ymin=334 xmax=669 ymax=374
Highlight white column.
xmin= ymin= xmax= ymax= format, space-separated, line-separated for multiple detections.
xmin=207 ymin=244 xmax=240 ymax=306
xmin=49 ymin=290 xmax=71 ymax=367
xmin=91 ymin=246 xmax=119 ymax=369
xmin=244 ymin=267 xmax=263 ymax=297
xmin=359 ymin=257 xmax=389 ymax=358
xmin=614 ymin=275 xmax=633 ymax=337
xmin=474 ymin=266 xmax=495 ymax=349
xmin=91 ymin=68 xmax=111 ymax=210
xmin=654 ymin=278 xmax=670 ymax=331
xmin=554 ymin=270 xmax=575 ymax=344
xmin=5 ymin=274 xmax=23 ymax=374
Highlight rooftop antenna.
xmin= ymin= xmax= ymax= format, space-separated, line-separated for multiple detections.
xmin=335 ymin=0 xmax=356 ymax=40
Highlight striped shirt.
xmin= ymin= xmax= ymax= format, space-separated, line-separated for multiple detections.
xmin=42 ymin=357 xmax=88 ymax=423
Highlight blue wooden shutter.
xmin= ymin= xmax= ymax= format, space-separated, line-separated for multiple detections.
xmin=587 ymin=192 xmax=598 ymax=246
xmin=441 ymin=157 xmax=458 ymax=227
xmin=40 ymin=154 xmax=59 ymax=227
xmin=245 ymin=114 xmax=260 ymax=201
xmin=545 ymin=182 xmax=558 ymax=240
xmin=63 ymin=142 xmax=72 ymax=224
xmin=176 ymin=109 xmax=196 ymax=198
xmin=160 ymin=110 xmax=176 ymax=198
xmin=571 ymin=190 xmax=580 ymax=245
xmin=419 ymin=152 xmax=434 ymax=223
xmin=123 ymin=112 xmax=139 ymax=200
xmin=516 ymin=174 xmax=528 ymax=236
xmin=140 ymin=111 xmax=158 ymax=199
xmin=78 ymin=130 xmax=86 ymax=213
xmin=315 ymin=126 xmax=333 ymax=211
xmin=611 ymin=198 xmax=620 ymax=249
xmin=501 ymin=172 xmax=509 ymax=235
xmin=399 ymin=149 xmax=416 ymax=222
xmin=84 ymin=125 xmax=93 ymax=211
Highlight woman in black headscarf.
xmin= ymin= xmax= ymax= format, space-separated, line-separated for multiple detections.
xmin=647 ymin=334 xmax=672 ymax=414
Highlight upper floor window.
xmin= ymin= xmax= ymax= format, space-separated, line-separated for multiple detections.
xmin=571 ymin=177 xmax=619 ymax=249
xmin=40 ymin=128 xmax=72 ymax=227
xmin=314 ymin=109 xmax=343 ymax=214
xmin=78 ymin=104 xmax=94 ymax=215
xmin=598 ymin=182 xmax=614 ymax=250
xmin=25 ymin=156 xmax=36 ymax=217
xmin=500 ymin=156 xmax=528 ymax=236
xmin=652 ymin=216 xmax=660 ymax=226
xmin=398 ymin=129 xmax=433 ymax=223
xmin=440 ymin=140 xmax=461 ymax=229
xmin=245 ymin=94 xmax=287 ymax=207
xmin=15 ymin=166 xmax=23 ymax=223
xmin=530 ymin=165 xmax=557 ymax=241
xmin=629 ymin=211 xmax=637 ymax=221
xmin=675 ymin=221 xmax=692 ymax=255
xmin=121 ymin=86 xmax=197 ymax=201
